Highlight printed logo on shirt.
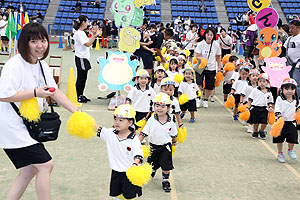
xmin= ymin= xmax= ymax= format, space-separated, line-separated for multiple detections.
xmin=148 ymin=93 xmax=151 ymax=96
xmin=167 ymin=127 xmax=172 ymax=132
xmin=204 ymin=50 xmax=209 ymax=54
xmin=127 ymin=146 xmax=131 ymax=151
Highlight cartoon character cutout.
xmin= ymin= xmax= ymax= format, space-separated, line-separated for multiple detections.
xmin=110 ymin=0 xmax=144 ymax=27
xmin=118 ymin=27 xmax=141 ymax=53
xmin=134 ymin=0 xmax=155 ymax=8
xmin=257 ymin=27 xmax=281 ymax=60
xmin=98 ymin=52 xmax=138 ymax=92
xmin=262 ymin=57 xmax=291 ymax=88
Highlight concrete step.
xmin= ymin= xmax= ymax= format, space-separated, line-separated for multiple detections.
xmin=43 ymin=0 xmax=60 ymax=32
xmin=214 ymin=0 xmax=230 ymax=28
xmin=104 ymin=0 xmax=113 ymax=19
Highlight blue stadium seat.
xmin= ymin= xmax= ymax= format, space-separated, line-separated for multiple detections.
xmin=54 ymin=18 xmax=61 ymax=24
xmin=56 ymin=12 xmax=62 ymax=18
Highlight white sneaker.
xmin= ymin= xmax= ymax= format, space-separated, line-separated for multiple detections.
xmin=196 ymin=98 xmax=202 ymax=108
xmin=242 ymin=120 xmax=248 ymax=126
xmin=203 ymin=100 xmax=208 ymax=108
xmin=247 ymin=125 xmax=253 ymax=133
xmin=210 ymin=96 xmax=215 ymax=102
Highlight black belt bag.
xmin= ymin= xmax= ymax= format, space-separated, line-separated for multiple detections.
xmin=10 ymin=60 xmax=61 ymax=142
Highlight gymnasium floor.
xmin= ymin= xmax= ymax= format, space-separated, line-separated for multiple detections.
xmin=1 ymin=46 xmax=300 ymax=199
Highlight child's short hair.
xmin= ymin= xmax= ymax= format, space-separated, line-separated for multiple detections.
xmin=229 ymin=55 xmax=238 ymax=63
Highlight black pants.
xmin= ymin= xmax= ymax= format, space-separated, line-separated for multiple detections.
xmin=75 ymin=56 xmax=91 ymax=97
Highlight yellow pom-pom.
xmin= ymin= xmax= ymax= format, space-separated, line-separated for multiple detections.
xmin=136 ymin=119 xmax=147 ymax=132
xmin=177 ymin=127 xmax=187 ymax=143
xmin=126 ymin=163 xmax=152 ymax=187
xmin=155 ymin=56 xmax=161 ymax=62
xmin=199 ymin=58 xmax=207 ymax=69
xmin=163 ymin=62 xmax=169 ymax=71
xmin=268 ymin=112 xmax=276 ymax=125
xmin=224 ymin=95 xmax=235 ymax=108
xmin=270 ymin=118 xmax=284 ymax=137
xmin=238 ymin=104 xmax=248 ymax=113
xmin=222 ymin=54 xmax=231 ymax=65
xmin=179 ymin=94 xmax=189 ymax=105
xmin=187 ymin=61 xmax=192 ymax=67
xmin=197 ymin=90 xmax=202 ymax=97
xmin=215 ymin=80 xmax=220 ymax=87
xmin=174 ymin=74 xmax=184 ymax=83
xmin=161 ymin=47 xmax=167 ymax=55
xmin=67 ymin=111 xmax=96 ymax=139
xmin=216 ymin=71 xmax=224 ymax=82
xmin=192 ymin=57 xmax=198 ymax=64
xmin=294 ymin=110 xmax=300 ymax=124
xmin=142 ymin=145 xmax=151 ymax=158
xmin=166 ymin=56 xmax=171 ymax=61
xmin=224 ymin=63 xmax=235 ymax=71
xmin=239 ymin=110 xmax=250 ymax=121
xmin=19 ymin=98 xmax=41 ymax=122
xmin=184 ymin=49 xmax=190 ymax=57
xmin=172 ymin=145 xmax=176 ymax=155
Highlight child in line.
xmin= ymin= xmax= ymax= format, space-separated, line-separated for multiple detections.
xmin=140 ymin=93 xmax=177 ymax=193
xmin=223 ymin=55 xmax=238 ymax=102
xmin=241 ymin=68 xmax=260 ymax=133
xmin=230 ymin=65 xmax=250 ymax=121
xmin=166 ymin=57 xmax=180 ymax=97
xmin=96 ymin=104 xmax=144 ymax=199
xmin=178 ymin=55 xmax=186 ymax=75
xmin=126 ymin=69 xmax=156 ymax=122
xmin=273 ymin=78 xmax=299 ymax=163
xmin=178 ymin=66 xmax=199 ymax=123
xmin=247 ymin=73 xmax=274 ymax=139
xmin=151 ymin=66 xmax=167 ymax=94
xmin=231 ymin=58 xmax=245 ymax=84
xmin=160 ymin=77 xmax=184 ymax=128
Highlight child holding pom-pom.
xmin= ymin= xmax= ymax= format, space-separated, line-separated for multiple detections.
xmin=166 ymin=57 xmax=180 ymax=97
xmin=178 ymin=66 xmax=199 ymax=123
xmin=247 ymin=73 xmax=274 ymax=140
xmin=178 ymin=55 xmax=187 ymax=75
xmin=223 ymin=55 xmax=238 ymax=102
xmin=231 ymin=58 xmax=245 ymax=84
xmin=126 ymin=69 xmax=156 ymax=122
xmin=151 ymin=66 xmax=167 ymax=94
xmin=140 ymin=93 xmax=177 ymax=193
xmin=96 ymin=104 xmax=144 ymax=199
xmin=273 ymin=78 xmax=299 ymax=163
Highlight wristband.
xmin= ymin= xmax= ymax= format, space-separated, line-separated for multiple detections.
xmin=179 ymin=123 xmax=184 ymax=128
xmin=132 ymin=163 xmax=138 ymax=166
xmin=34 ymin=89 xmax=37 ymax=97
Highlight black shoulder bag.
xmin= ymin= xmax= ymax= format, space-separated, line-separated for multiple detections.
xmin=10 ymin=61 xmax=61 ymax=142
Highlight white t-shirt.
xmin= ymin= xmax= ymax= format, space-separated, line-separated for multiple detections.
xmin=241 ymin=84 xmax=255 ymax=103
xmin=142 ymin=114 xmax=177 ymax=145
xmin=74 ymin=30 xmax=90 ymax=59
xmin=284 ymin=33 xmax=300 ymax=68
xmin=98 ymin=127 xmax=143 ymax=172
xmin=195 ymin=40 xmax=221 ymax=71
xmin=223 ymin=71 xmax=234 ymax=84
xmin=166 ymin=71 xmax=179 ymax=87
xmin=218 ymin=35 xmax=232 ymax=50
xmin=0 ymin=54 xmax=57 ymax=149
xmin=0 ymin=20 xmax=7 ymax=36
xmin=275 ymin=95 xmax=299 ymax=121
xmin=178 ymin=80 xmax=199 ymax=100
xmin=185 ymin=30 xmax=198 ymax=50
xmin=231 ymin=71 xmax=240 ymax=82
xmin=232 ymin=79 xmax=248 ymax=95
xmin=248 ymin=87 xmax=274 ymax=106
xmin=152 ymin=82 xmax=161 ymax=94
xmin=127 ymin=84 xmax=156 ymax=112
xmin=184 ymin=19 xmax=191 ymax=30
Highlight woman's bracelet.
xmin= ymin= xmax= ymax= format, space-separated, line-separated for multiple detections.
xmin=33 ymin=89 xmax=37 ymax=97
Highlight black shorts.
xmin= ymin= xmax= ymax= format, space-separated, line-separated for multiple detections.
xmin=273 ymin=121 xmax=299 ymax=144
xmin=233 ymin=94 xmax=241 ymax=108
xmin=148 ymin=143 xmax=174 ymax=171
xmin=243 ymin=46 xmax=253 ymax=58
xmin=189 ymin=49 xmax=194 ymax=57
xmin=222 ymin=49 xmax=231 ymax=58
xmin=195 ymin=71 xmax=204 ymax=86
xmin=140 ymin=52 xmax=154 ymax=69
xmin=135 ymin=111 xmax=148 ymax=122
xmin=4 ymin=143 xmax=52 ymax=169
xmin=1 ymin=36 xmax=9 ymax=41
xmin=247 ymin=106 xmax=268 ymax=124
xmin=173 ymin=86 xmax=179 ymax=97
xmin=223 ymin=83 xmax=232 ymax=95
xmin=202 ymin=70 xmax=216 ymax=90
xmin=180 ymin=99 xmax=197 ymax=112
xmin=75 ymin=56 xmax=91 ymax=71
xmin=110 ymin=170 xmax=142 ymax=199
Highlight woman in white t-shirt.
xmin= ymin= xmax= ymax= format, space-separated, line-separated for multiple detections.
xmin=0 ymin=23 xmax=78 ymax=200
xmin=185 ymin=24 xmax=199 ymax=62
xmin=73 ymin=15 xmax=101 ymax=103
xmin=195 ymin=27 xmax=221 ymax=108
xmin=0 ymin=15 xmax=9 ymax=53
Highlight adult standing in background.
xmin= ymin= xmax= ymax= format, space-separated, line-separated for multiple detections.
xmin=0 ymin=14 xmax=8 ymax=53
xmin=184 ymin=16 xmax=191 ymax=31
xmin=185 ymin=24 xmax=199 ymax=62
xmin=17 ymin=2 xmax=27 ymax=14
xmin=73 ymin=15 xmax=101 ymax=103
xmin=218 ymin=28 xmax=232 ymax=57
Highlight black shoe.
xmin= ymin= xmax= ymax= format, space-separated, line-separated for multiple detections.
xmin=252 ymin=132 xmax=258 ymax=139
xmin=82 ymin=95 xmax=91 ymax=102
xmin=162 ymin=181 xmax=171 ymax=192
xmin=78 ymin=96 xmax=87 ymax=103
xmin=259 ymin=131 xmax=267 ymax=140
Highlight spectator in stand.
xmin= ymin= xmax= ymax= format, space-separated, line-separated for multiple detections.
xmin=236 ymin=12 xmax=243 ymax=26
xmin=74 ymin=0 xmax=82 ymax=13
xmin=174 ymin=15 xmax=181 ymax=26
xmin=95 ymin=0 xmax=101 ymax=8
xmin=174 ymin=21 xmax=184 ymax=42
xmin=158 ymin=22 xmax=164 ymax=32
xmin=149 ymin=24 xmax=157 ymax=36
xmin=0 ymin=14 xmax=8 ymax=53
xmin=227 ymin=26 xmax=233 ymax=37
xmin=6 ymin=2 xmax=15 ymax=12
xmin=31 ymin=10 xmax=44 ymax=23
xmin=111 ymin=20 xmax=118 ymax=48
xmin=143 ymin=15 xmax=150 ymax=27
xmin=17 ymin=2 xmax=27 ymax=14
xmin=242 ymin=11 xmax=249 ymax=26
xmin=218 ymin=28 xmax=232 ymax=57
xmin=278 ymin=24 xmax=289 ymax=45
xmin=184 ymin=16 xmax=191 ymax=31
xmin=198 ymin=0 xmax=207 ymax=13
